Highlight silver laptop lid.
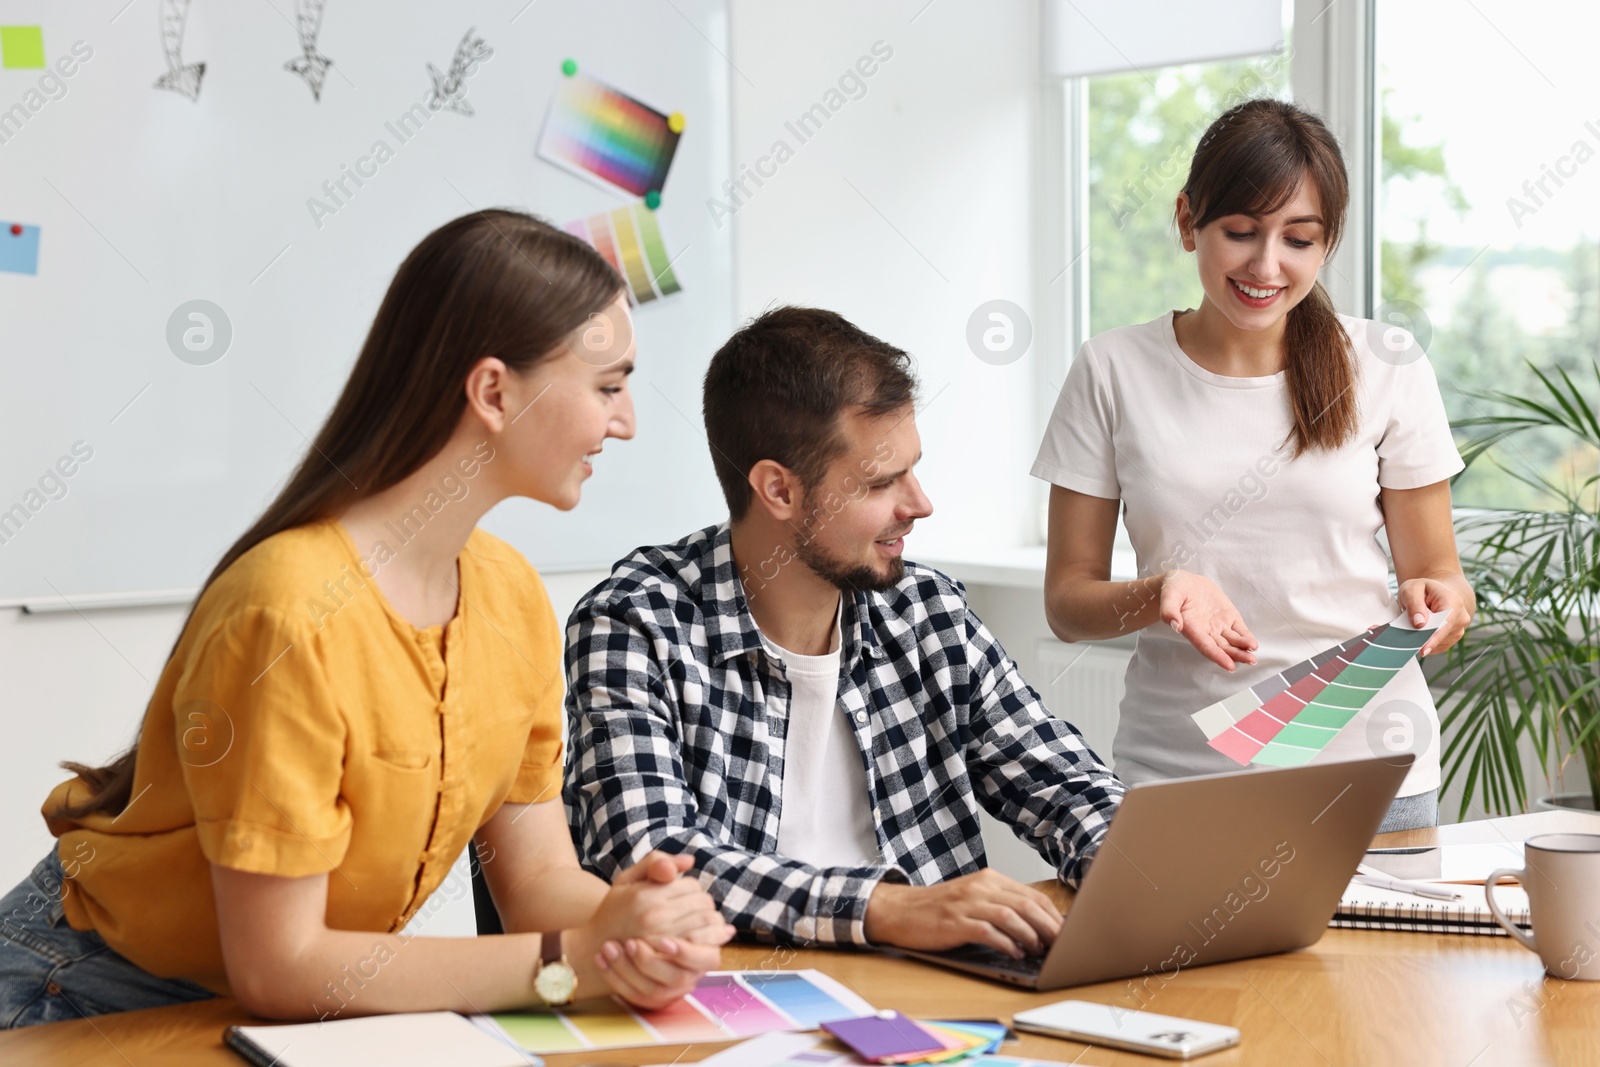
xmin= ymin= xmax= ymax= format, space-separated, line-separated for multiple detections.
xmin=1038 ymin=754 xmax=1414 ymax=991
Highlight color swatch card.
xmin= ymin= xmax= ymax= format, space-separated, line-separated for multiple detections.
xmin=538 ymin=69 xmax=682 ymax=198
xmin=638 ymin=1027 xmax=1028 ymax=1067
xmin=956 ymin=1059 xmax=1101 ymax=1067
xmin=892 ymin=1020 xmax=1010 ymax=1062
xmin=478 ymin=969 xmax=875 ymax=1055
xmin=0 ymin=222 xmax=40 ymax=275
xmin=1191 ymin=610 xmax=1449 ymax=767
xmin=564 ymin=201 xmax=682 ymax=305
xmin=648 ymin=1051 xmax=1097 ymax=1067
xmin=822 ymin=1012 xmax=948 ymax=1062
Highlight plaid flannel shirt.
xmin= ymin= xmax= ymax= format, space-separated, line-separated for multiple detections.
xmin=563 ymin=523 xmax=1125 ymax=947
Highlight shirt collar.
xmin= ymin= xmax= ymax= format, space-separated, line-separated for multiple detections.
xmin=701 ymin=522 xmax=885 ymax=666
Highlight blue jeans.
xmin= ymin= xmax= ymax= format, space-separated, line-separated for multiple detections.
xmin=1377 ymin=788 xmax=1439 ymax=834
xmin=0 ymin=849 xmax=215 ymax=1029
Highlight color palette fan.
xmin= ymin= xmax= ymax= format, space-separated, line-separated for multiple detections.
xmin=538 ymin=69 xmax=682 ymax=198
xmin=476 ymin=969 xmax=875 ymax=1055
xmin=1190 ymin=610 xmax=1448 ymax=767
xmin=565 ymin=201 xmax=682 ymax=304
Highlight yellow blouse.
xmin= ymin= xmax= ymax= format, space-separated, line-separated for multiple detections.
xmin=41 ymin=520 xmax=564 ymax=994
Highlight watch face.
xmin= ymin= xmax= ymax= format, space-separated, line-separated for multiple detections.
xmin=535 ymin=960 xmax=578 ymax=1005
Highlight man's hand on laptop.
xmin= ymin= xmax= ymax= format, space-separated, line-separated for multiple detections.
xmin=863 ymin=869 xmax=1062 ymax=959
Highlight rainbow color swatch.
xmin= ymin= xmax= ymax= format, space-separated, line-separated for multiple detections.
xmin=479 ymin=969 xmax=874 ymax=1055
xmin=538 ymin=70 xmax=681 ymax=198
xmin=1191 ymin=611 xmax=1448 ymax=767
xmin=564 ymin=201 xmax=682 ymax=305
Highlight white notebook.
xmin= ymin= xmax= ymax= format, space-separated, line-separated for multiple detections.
xmin=225 ymin=1011 xmax=537 ymax=1067
xmin=1330 ymin=878 xmax=1532 ymax=937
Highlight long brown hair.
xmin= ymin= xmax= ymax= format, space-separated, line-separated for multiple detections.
xmin=1179 ymin=98 xmax=1357 ymax=456
xmin=59 ymin=209 xmax=623 ymax=818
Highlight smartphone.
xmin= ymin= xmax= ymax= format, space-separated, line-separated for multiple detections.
xmin=1013 ymin=1000 xmax=1240 ymax=1060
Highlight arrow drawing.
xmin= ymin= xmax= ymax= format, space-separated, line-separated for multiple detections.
xmin=426 ymin=27 xmax=492 ymax=116
xmin=153 ymin=0 xmax=206 ymax=101
xmin=284 ymin=0 xmax=333 ymax=101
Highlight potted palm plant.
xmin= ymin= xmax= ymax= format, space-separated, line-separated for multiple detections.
xmin=1437 ymin=362 xmax=1600 ymax=818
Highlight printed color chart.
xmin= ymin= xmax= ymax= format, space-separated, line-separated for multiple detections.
xmin=565 ymin=201 xmax=682 ymax=304
xmin=1191 ymin=610 xmax=1448 ymax=767
xmin=480 ymin=969 xmax=875 ymax=1054
xmin=538 ymin=70 xmax=682 ymax=198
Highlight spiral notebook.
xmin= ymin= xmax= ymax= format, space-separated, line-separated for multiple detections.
xmin=1330 ymin=878 xmax=1532 ymax=937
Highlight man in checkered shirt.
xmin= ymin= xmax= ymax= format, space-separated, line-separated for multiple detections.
xmin=564 ymin=307 xmax=1125 ymax=961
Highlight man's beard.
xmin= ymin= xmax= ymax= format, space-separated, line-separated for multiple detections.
xmin=794 ymin=533 xmax=905 ymax=593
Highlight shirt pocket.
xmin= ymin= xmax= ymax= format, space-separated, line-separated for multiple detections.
xmin=342 ymin=749 xmax=439 ymax=892
xmin=371 ymin=749 xmax=433 ymax=771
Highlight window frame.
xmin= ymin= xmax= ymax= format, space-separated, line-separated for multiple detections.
xmin=1034 ymin=0 xmax=1382 ymax=545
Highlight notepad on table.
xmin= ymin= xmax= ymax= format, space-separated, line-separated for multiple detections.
xmin=224 ymin=1011 xmax=537 ymax=1067
xmin=1330 ymin=878 xmax=1531 ymax=937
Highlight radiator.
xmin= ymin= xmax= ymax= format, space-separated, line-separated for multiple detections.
xmin=977 ymin=639 xmax=1133 ymax=882
xmin=1033 ymin=639 xmax=1129 ymax=762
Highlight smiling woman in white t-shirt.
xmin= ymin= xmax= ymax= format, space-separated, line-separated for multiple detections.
xmin=1034 ymin=99 xmax=1475 ymax=831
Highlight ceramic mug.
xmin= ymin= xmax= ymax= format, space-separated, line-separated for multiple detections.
xmin=1485 ymin=833 xmax=1600 ymax=981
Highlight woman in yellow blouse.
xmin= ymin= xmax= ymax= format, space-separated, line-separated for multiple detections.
xmin=0 ymin=210 xmax=733 ymax=1028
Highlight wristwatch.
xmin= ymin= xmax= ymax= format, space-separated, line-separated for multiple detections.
xmin=533 ymin=930 xmax=578 ymax=1007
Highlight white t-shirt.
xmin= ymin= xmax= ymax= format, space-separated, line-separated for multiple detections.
xmin=760 ymin=602 xmax=883 ymax=868
xmin=1031 ymin=310 xmax=1464 ymax=797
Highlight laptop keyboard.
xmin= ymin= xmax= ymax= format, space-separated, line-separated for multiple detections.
xmin=938 ymin=943 xmax=1047 ymax=976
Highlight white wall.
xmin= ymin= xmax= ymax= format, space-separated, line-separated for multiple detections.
xmin=2 ymin=1 xmax=1057 ymax=903
xmin=727 ymin=0 xmax=1045 ymax=559
xmin=728 ymin=1 xmax=1074 ymax=879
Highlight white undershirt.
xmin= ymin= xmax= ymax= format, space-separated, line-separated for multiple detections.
xmin=761 ymin=600 xmax=882 ymax=869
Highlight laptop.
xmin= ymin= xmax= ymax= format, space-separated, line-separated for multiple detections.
xmin=896 ymin=754 xmax=1413 ymax=990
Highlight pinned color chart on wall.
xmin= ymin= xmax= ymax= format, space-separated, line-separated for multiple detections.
xmin=1191 ymin=610 xmax=1448 ymax=767
xmin=565 ymin=201 xmax=682 ymax=304
xmin=538 ymin=66 xmax=683 ymax=199
xmin=477 ymin=970 xmax=876 ymax=1055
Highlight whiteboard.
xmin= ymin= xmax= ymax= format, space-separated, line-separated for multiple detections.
xmin=0 ymin=0 xmax=732 ymax=607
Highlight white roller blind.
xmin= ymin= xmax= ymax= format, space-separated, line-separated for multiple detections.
xmin=1042 ymin=0 xmax=1285 ymax=79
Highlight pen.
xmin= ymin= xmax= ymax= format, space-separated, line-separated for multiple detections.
xmin=1354 ymin=865 xmax=1462 ymax=901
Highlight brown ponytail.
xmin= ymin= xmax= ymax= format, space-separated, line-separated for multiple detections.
xmin=57 ymin=210 xmax=624 ymax=818
xmin=1179 ymin=98 xmax=1358 ymax=456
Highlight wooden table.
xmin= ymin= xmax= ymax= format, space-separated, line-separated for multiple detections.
xmin=4 ymin=810 xmax=1597 ymax=1066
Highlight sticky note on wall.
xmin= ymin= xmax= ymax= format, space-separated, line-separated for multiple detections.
xmin=0 ymin=27 xmax=46 ymax=69
xmin=0 ymin=222 xmax=41 ymax=275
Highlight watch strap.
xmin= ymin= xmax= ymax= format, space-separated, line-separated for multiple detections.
xmin=541 ymin=929 xmax=564 ymax=967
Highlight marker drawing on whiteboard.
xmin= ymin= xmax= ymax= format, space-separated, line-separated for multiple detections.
xmin=427 ymin=28 xmax=492 ymax=116
xmin=153 ymin=0 xmax=206 ymax=101
xmin=285 ymin=0 xmax=334 ymax=102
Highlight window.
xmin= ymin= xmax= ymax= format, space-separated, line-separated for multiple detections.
xmin=1041 ymin=15 xmax=1294 ymax=546
xmin=1086 ymin=55 xmax=1293 ymax=337
xmin=1375 ymin=0 xmax=1599 ymax=511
